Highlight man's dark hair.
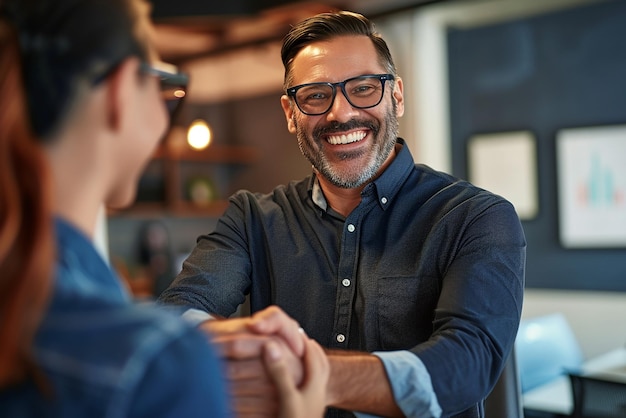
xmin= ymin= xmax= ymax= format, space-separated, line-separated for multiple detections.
xmin=281 ymin=11 xmax=397 ymax=89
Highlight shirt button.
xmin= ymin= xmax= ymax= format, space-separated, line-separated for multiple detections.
xmin=336 ymin=334 xmax=346 ymax=343
xmin=381 ymin=197 xmax=388 ymax=204
xmin=342 ymin=278 xmax=351 ymax=287
xmin=347 ymin=224 xmax=355 ymax=233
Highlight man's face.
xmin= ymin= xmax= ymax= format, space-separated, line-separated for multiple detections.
xmin=281 ymin=35 xmax=404 ymax=189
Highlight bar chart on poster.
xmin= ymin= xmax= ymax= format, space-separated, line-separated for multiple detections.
xmin=557 ymin=125 xmax=626 ymax=248
xmin=578 ymin=155 xmax=624 ymax=207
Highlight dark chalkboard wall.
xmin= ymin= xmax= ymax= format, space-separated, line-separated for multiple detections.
xmin=447 ymin=0 xmax=626 ymax=291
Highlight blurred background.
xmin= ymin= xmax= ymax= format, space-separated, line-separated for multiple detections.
xmin=104 ymin=0 xmax=626 ymax=373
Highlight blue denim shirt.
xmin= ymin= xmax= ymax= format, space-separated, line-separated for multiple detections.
xmin=0 ymin=218 xmax=231 ymax=418
xmin=159 ymin=139 xmax=526 ymax=418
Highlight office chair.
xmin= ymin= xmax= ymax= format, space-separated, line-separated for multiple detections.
xmin=516 ymin=313 xmax=584 ymax=393
xmin=484 ymin=348 xmax=523 ymax=418
xmin=569 ymin=373 xmax=626 ymax=418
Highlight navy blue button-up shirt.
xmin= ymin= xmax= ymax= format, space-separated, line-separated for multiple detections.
xmin=160 ymin=139 xmax=526 ymax=417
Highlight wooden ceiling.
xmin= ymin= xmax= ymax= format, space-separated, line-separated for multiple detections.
xmin=151 ymin=0 xmax=443 ymax=64
xmin=153 ymin=2 xmax=339 ymax=64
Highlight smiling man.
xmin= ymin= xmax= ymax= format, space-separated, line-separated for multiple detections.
xmin=159 ymin=11 xmax=526 ymax=418
xmin=281 ymin=34 xmax=402 ymax=215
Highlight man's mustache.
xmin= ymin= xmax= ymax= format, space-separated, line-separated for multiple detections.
xmin=313 ymin=119 xmax=379 ymax=138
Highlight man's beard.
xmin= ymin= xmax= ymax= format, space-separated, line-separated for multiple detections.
xmin=294 ymin=101 xmax=399 ymax=189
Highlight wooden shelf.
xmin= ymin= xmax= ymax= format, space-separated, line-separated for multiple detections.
xmin=109 ymin=127 xmax=258 ymax=218
xmin=153 ymin=143 xmax=260 ymax=164
xmin=109 ymin=200 xmax=230 ymax=218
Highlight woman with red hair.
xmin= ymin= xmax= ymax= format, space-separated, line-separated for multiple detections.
xmin=0 ymin=0 xmax=328 ymax=416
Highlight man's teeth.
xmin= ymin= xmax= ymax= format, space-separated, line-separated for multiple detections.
xmin=326 ymin=131 xmax=367 ymax=145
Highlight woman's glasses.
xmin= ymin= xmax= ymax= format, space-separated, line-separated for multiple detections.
xmin=92 ymin=60 xmax=188 ymax=123
xmin=140 ymin=61 xmax=188 ymax=123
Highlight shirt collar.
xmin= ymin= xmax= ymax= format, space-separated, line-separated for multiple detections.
xmin=369 ymin=138 xmax=415 ymax=210
xmin=309 ymin=138 xmax=415 ymax=212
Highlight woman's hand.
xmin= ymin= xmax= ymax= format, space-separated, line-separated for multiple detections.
xmin=263 ymin=334 xmax=330 ymax=418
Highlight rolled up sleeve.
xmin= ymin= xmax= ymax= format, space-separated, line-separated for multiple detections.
xmin=354 ymin=350 xmax=442 ymax=418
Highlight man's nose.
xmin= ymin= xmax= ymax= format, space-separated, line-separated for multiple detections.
xmin=326 ymin=88 xmax=359 ymax=122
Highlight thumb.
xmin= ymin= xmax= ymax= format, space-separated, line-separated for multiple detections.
xmin=263 ymin=340 xmax=297 ymax=395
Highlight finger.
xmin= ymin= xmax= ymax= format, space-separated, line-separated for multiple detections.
xmin=228 ymin=377 xmax=276 ymax=397
xmin=263 ymin=340 xmax=297 ymax=396
xmin=232 ymin=395 xmax=279 ymax=418
xmin=274 ymin=335 xmax=305 ymax=386
xmin=225 ymin=358 xmax=270 ymax=382
xmin=289 ymin=338 xmax=329 ymax=418
xmin=301 ymin=338 xmax=330 ymax=390
xmin=249 ymin=306 xmax=306 ymax=357
xmin=199 ymin=317 xmax=248 ymax=337
xmin=211 ymin=333 xmax=270 ymax=359
xmin=230 ymin=381 xmax=279 ymax=417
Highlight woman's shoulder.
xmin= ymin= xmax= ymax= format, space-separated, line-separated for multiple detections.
xmin=33 ymin=302 xmax=230 ymax=417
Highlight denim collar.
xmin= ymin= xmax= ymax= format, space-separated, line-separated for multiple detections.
xmin=53 ymin=217 xmax=130 ymax=304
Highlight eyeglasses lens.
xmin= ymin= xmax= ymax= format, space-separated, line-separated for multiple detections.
xmin=162 ymin=85 xmax=186 ymax=122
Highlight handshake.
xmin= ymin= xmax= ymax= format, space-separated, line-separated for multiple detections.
xmin=200 ymin=306 xmax=330 ymax=418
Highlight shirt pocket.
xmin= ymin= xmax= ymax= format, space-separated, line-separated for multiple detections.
xmin=376 ymin=275 xmax=439 ymax=351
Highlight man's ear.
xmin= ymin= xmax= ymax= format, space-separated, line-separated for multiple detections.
xmin=104 ymin=57 xmax=141 ymax=133
xmin=392 ymin=77 xmax=405 ymax=118
xmin=280 ymin=95 xmax=297 ymax=134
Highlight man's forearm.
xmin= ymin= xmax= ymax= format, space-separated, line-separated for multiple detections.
xmin=326 ymin=350 xmax=404 ymax=417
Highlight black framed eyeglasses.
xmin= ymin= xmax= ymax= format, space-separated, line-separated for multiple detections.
xmin=286 ymin=74 xmax=395 ymax=116
xmin=140 ymin=61 xmax=189 ymax=122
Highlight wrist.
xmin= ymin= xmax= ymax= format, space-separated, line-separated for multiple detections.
xmin=325 ymin=351 xmax=366 ymax=407
xmin=325 ymin=354 xmax=341 ymax=407
xmin=324 ymin=351 xmax=401 ymax=416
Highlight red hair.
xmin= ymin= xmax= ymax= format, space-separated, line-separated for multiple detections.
xmin=0 ymin=21 xmax=54 ymax=386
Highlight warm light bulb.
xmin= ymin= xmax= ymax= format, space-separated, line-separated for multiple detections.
xmin=187 ymin=119 xmax=211 ymax=150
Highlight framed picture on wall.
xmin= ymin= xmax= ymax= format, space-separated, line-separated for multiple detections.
xmin=556 ymin=125 xmax=626 ymax=248
xmin=467 ymin=131 xmax=539 ymax=220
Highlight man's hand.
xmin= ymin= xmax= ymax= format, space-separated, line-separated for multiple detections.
xmin=199 ymin=306 xmax=305 ymax=418
xmin=201 ymin=306 xmax=305 ymax=359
